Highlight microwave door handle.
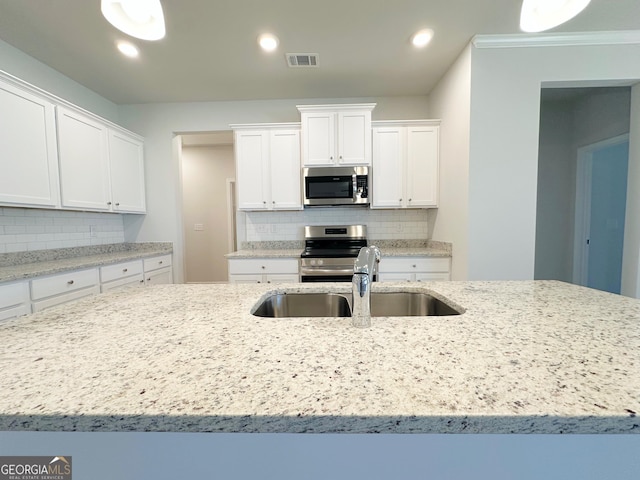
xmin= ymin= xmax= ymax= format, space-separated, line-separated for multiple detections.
xmin=352 ymin=173 xmax=358 ymax=202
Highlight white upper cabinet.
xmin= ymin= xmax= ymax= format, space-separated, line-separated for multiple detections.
xmin=298 ymin=104 xmax=375 ymax=166
xmin=0 ymin=71 xmax=145 ymax=214
xmin=0 ymin=80 xmax=60 ymax=208
xmin=57 ymin=107 xmax=146 ymax=214
xmin=233 ymin=123 xmax=302 ymax=211
xmin=372 ymin=120 xmax=440 ymax=209
xmin=57 ymin=106 xmax=111 ymax=210
xmin=108 ymin=130 xmax=146 ymax=213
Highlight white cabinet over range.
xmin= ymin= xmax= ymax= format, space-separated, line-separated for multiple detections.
xmin=232 ymin=123 xmax=302 ymax=211
xmin=297 ymin=104 xmax=375 ymax=167
xmin=0 ymin=70 xmax=146 ymax=214
xmin=372 ymin=120 xmax=440 ymax=209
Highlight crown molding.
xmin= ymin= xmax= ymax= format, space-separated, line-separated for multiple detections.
xmin=473 ymin=30 xmax=640 ymax=49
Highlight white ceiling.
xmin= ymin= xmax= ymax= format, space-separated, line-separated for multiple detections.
xmin=0 ymin=0 xmax=638 ymax=105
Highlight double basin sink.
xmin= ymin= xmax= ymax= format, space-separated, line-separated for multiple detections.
xmin=253 ymin=291 xmax=462 ymax=318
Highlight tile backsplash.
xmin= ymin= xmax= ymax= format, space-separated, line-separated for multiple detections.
xmin=241 ymin=208 xmax=432 ymax=242
xmin=0 ymin=207 xmax=125 ymax=253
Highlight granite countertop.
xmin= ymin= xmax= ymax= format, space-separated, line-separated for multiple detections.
xmin=0 ymin=243 xmax=173 ymax=283
xmin=0 ymin=280 xmax=638 ymax=434
xmin=226 ymin=240 xmax=452 ymax=259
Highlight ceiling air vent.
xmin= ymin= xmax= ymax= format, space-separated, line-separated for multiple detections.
xmin=286 ymin=53 xmax=319 ymax=68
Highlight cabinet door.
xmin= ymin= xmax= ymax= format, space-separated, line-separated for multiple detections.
xmin=269 ymin=129 xmax=302 ymax=210
xmin=57 ymin=107 xmax=111 ymax=210
xmin=235 ymin=130 xmax=269 ymax=210
xmin=372 ymin=127 xmax=404 ymax=208
xmin=145 ymin=267 xmax=173 ymax=285
xmin=301 ymin=112 xmax=335 ymax=166
xmin=108 ymin=130 xmax=146 ymax=213
xmin=0 ymin=82 xmax=60 ymax=207
xmin=406 ymin=126 xmax=439 ymax=208
xmin=338 ymin=110 xmax=371 ymax=165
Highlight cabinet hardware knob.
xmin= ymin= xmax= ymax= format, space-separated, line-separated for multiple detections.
xmin=267 ymin=281 xmax=271 ymax=283
xmin=263 ymin=201 xmax=267 ymax=204
xmin=330 ymin=156 xmax=333 ymax=160
xmin=409 ymin=198 xmax=412 ymax=202
xmin=140 ymin=280 xmax=144 ymax=283
xmin=107 ymin=201 xmax=112 ymax=205
xmin=339 ymin=155 xmax=342 ymax=159
xmin=399 ymin=198 xmax=402 ymax=202
xmin=159 ymin=261 xmax=163 ymax=264
xmin=115 ymin=202 xmax=120 ymax=206
xmin=147 ymin=278 xmax=151 ymax=281
xmin=412 ymin=264 xmax=416 ymax=268
xmin=123 ymin=268 xmax=128 ymax=272
xmin=261 ymin=265 xmax=265 ymax=269
xmin=67 ymin=280 xmax=74 ymax=285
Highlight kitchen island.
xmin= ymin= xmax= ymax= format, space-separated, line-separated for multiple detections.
xmin=0 ymin=280 xmax=638 ymax=434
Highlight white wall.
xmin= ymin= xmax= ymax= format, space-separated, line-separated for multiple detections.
xmin=468 ymin=38 xmax=640 ymax=281
xmin=118 ymin=96 xmax=430 ymax=283
xmin=0 ymin=39 xmax=119 ymax=123
xmin=427 ymin=45 xmax=471 ymax=280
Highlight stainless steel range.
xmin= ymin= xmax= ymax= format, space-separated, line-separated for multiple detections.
xmin=300 ymin=225 xmax=368 ymax=282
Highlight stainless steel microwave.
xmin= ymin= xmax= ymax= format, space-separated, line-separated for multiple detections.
xmin=303 ymin=166 xmax=370 ymax=207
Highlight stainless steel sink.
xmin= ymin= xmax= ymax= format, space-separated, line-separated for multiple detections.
xmin=252 ymin=291 xmax=462 ymax=318
xmin=252 ymin=293 xmax=351 ymax=318
xmin=370 ymin=292 xmax=461 ymax=316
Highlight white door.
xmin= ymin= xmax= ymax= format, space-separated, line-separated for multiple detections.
xmin=269 ymin=129 xmax=302 ymax=210
xmin=372 ymin=127 xmax=403 ymax=208
xmin=0 ymin=82 xmax=60 ymax=207
xmin=406 ymin=126 xmax=439 ymax=208
xmin=57 ymin=107 xmax=111 ymax=210
xmin=108 ymin=130 xmax=146 ymax=213
xmin=235 ymin=130 xmax=268 ymax=210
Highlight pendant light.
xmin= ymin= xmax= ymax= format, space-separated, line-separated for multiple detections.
xmin=520 ymin=0 xmax=591 ymax=33
xmin=101 ymin=0 xmax=166 ymax=40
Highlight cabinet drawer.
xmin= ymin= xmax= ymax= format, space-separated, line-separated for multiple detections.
xmin=101 ymin=274 xmax=145 ymax=292
xmin=32 ymin=285 xmax=100 ymax=312
xmin=31 ymin=268 xmax=99 ymax=300
xmin=143 ymin=254 xmax=172 ymax=272
xmin=228 ymin=258 xmax=298 ymax=275
xmin=100 ymin=260 xmax=143 ymax=283
xmin=145 ymin=267 xmax=173 ymax=285
xmin=378 ymin=257 xmax=450 ymax=273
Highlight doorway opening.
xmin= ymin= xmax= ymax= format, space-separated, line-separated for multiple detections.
xmin=534 ymin=86 xmax=632 ymax=294
xmin=179 ymin=131 xmax=236 ymax=283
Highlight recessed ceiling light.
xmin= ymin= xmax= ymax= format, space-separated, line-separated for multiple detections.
xmin=101 ymin=0 xmax=166 ymax=40
xmin=258 ymin=33 xmax=279 ymax=52
xmin=411 ymin=29 xmax=434 ymax=48
xmin=520 ymin=0 xmax=591 ymax=32
xmin=117 ymin=41 xmax=139 ymax=58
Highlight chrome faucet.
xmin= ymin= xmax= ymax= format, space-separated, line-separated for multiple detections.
xmin=352 ymin=245 xmax=381 ymax=328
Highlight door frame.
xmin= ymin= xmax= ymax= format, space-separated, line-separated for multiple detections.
xmin=572 ymin=133 xmax=629 ymax=286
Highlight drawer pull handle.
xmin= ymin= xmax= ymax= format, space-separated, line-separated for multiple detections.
xmin=67 ymin=280 xmax=74 ymax=285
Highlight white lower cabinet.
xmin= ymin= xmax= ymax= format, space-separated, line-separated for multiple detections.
xmin=31 ymin=268 xmax=100 ymax=312
xmin=0 ymin=281 xmax=31 ymax=322
xmin=228 ymin=258 xmax=299 ymax=284
xmin=143 ymin=254 xmax=173 ymax=285
xmin=100 ymin=259 xmax=144 ymax=292
xmin=378 ymin=257 xmax=451 ymax=282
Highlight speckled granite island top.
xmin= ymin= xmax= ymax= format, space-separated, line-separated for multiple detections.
xmin=0 ymin=280 xmax=638 ymax=434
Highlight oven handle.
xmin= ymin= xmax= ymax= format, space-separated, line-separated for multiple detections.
xmin=300 ymin=267 xmax=355 ymax=276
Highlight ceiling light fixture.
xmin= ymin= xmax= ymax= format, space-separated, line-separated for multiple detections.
xmin=117 ymin=41 xmax=140 ymax=58
xmin=411 ymin=29 xmax=434 ymax=48
xmin=101 ymin=0 xmax=166 ymax=40
xmin=258 ymin=33 xmax=279 ymax=52
xmin=520 ymin=0 xmax=591 ymax=33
